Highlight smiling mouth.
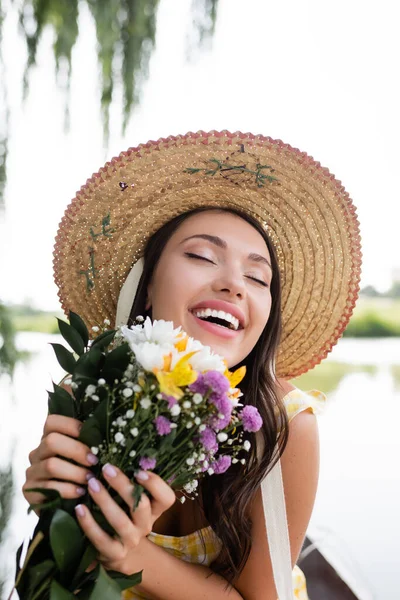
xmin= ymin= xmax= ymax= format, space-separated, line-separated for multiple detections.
xmin=191 ymin=308 xmax=242 ymax=331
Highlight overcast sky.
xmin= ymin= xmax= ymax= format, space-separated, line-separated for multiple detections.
xmin=1 ymin=0 xmax=399 ymax=310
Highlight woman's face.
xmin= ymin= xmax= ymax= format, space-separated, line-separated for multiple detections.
xmin=147 ymin=211 xmax=273 ymax=368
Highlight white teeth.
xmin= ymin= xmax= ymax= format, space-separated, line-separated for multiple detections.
xmin=192 ymin=308 xmax=240 ymax=331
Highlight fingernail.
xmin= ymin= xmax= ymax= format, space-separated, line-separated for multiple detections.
xmin=136 ymin=470 xmax=149 ymax=481
xmin=88 ymin=477 xmax=101 ymax=493
xmin=75 ymin=504 xmax=85 ymax=517
xmin=103 ymin=463 xmax=117 ymax=478
xmin=76 ymin=487 xmax=86 ymax=496
xmin=86 ymin=472 xmax=95 ymax=481
xmin=87 ymin=452 xmax=99 ymax=465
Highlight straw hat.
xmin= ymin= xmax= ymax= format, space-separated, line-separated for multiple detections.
xmin=53 ymin=130 xmax=362 ymax=379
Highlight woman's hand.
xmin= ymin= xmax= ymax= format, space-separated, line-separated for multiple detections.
xmin=74 ymin=465 xmax=176 ymax=575
xmin=23 ymin=414 xmax=99 ymax=507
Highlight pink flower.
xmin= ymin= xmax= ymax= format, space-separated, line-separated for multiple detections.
xmin=139 ymin=456 xmax=157 ymax=470
xmin=212 ymin=455 xmax=232 ymax=474
xmin=199 ymin=427 xmax=218 ymax=453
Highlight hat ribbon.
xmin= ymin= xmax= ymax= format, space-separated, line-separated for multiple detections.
xmin=115 ymin=258 xmax=144 ymax=327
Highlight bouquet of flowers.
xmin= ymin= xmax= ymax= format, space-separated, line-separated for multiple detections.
xmin=13 ymin=312 xmax=262 ymax=599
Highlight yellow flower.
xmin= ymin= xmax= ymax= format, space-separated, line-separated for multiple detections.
xmin=154 ymin=351 xmax=198 ymax=399
xmin=174 ymin=335 xmax=188 ymax=353
xmin=225 ymin=365 xmax=246 ymax=389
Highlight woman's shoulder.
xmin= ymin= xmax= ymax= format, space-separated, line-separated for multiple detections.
xmin=276 ymin=378 xmax=326 ymax=422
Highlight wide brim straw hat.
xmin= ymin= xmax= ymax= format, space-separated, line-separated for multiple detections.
xmin=53 ymin=130 xmax=362 ymax=379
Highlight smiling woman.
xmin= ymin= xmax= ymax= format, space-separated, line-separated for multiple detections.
xmin=23 ymin=130 xmax=361 ymax=600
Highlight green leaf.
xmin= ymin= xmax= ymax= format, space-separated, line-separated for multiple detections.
xmin=69 ymin=311 xmax=89 ymax=347
xmin=57 ymin=319 xmax=85 ymax=356
xmin=90 ymin=330 xmax=116 ymax=350
xmin=48 ymin=383 xmax=76 ymax=417
xmin=50 ymin=344 xmax=77 ymax=375
xmin=106 ymin=570 xmax=143 ymax=590
xmin=27 ymin=560 xmax=56 ymax=596
xmin=50 ymin=579 xmax=75 ymax=600
xmin=71 ymin=543 xmax=98 ymax=589
xmin=49 ymin=509 xmax=84 ymax=576
xmin=87 ymin=565 xmax=124 ymax=599
xmin=74 ymin=348 xmax=103 ymax=378
xmin=103 ymin=343 xmax=131 ymax=372
xmin=26 ymin=488 xmax=62 ymax=514
xmin=78 ymin=415 xmax=103 ymax=448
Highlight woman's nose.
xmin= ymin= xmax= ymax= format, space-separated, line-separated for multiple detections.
xmin=211 ymin=269 xmax=246 ymax=299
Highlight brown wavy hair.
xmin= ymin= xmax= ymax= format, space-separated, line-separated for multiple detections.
xmin=128 ymin=207 xmax=289 ymax=585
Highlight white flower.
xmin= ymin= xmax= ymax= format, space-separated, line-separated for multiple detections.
xmin=114 ymin=432 xmax=125 ymax=444
xmin=170 ymin=404 xmax=181 ymax=417
xmin=140 ymin=397 xmax=151 ymax=409
xmin=133 ymin=384 xmax=142 ymax=393
xmin=170 ymin=423 xmax=178 ymax=429
xmin=198 ymin=453 xmax=205 ymax=461
xmin=198 ymin=424 xmax=206 ymax=432
xmin=243 ymin=440 xmax=251 ymax=451
xmin=104 ymin=318 xmax=111 ymax=326
xmin=125 ymin=409 xmax=135 ymax=418
xmin=64 ymin=378 xmax=72 ymax=386
xmin=183 ymin=479 xmax=198 ymax=493
xmin=71 ymin=382 xmax=78 ymax=390
xmin=121 ymin=317 xmax=183 ymax=348
xmin=182 ymin=401 xmax=191 ymax=409
xmin=217 ymin=432 xmax=228 ymax=442
xmin=203 ymin=460 xmax=209 ymax=468
xmin=130 ymin=427 xmax=139 ymax=437
xmin=227 ymin=439 xmax=233 ymax=445
xmin=122 ymin=388 xmax=133 ymax=398
xmin=116 ymin=417 xmax=126 ymax=427
xmin=240 ymin=458 xmax=246 ymax=465
xmin=184 ymin=337 xmax=226 ymax=372
xmin=193 ymin=393 xmax=203 ymax=405
xmin=179 ymin=496 xmax=186 ymax=504
xmin=98 ymin=378 xmax=106 ymax=385
xmin=207 ymin=467 xmax=215 ymax=475
xmin=232 ymin=458 xmax=238 ymax=464
xmin=124 ymin=381 xmax=134 ymax=388
xmin=186 ymin=457 xmax=195 ymax=466
xmin=130 ymin=341 xmax=172 ymax=371
xmin=129 ymin=450 xmax=137 ymax=457
xmin=85 ymin=384 xmax=97 ymax=397
xmin=136 ymin=315 xmax=144 ymax=323
xmin=194 ymin=417 xmax=201 ymax=425
xmin=92 ymin=326 xmax=100 ymax=332
xmin=91 ymin=446 xmax=99 ymax=455
xmin=186 ymin=421 xmax=193 ymax=428
xmin=91 ymin=394 xmax=99 ymax=402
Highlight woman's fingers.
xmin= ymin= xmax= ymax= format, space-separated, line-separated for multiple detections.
xmin=42 ymin=414 xmax=82 ymax=439
xmin=26 ymin=456 xmax=92 ymax=487
xmin=74 ymin=504 xmax=123 ymax=560
xmin=35 ymin=431 xmax=99 ymax=468
xmin=133 ymin=470 xmax=176 ymax=519
xmin=86 ymin=476 xmax=142 ymax=545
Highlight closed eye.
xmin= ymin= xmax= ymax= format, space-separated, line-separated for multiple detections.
xmin=185 ymin=252 xmax=215 ymax=264
xmin=247 ymin=276 xmax=268 ymax=287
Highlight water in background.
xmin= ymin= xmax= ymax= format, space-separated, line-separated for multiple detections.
xmin=1 ymin=333 xmax=399 ymax=599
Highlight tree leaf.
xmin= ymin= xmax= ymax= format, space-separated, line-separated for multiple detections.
xmin=48 ymin=383 xmax=75 ymax=417
xmin=69 ymin=311 xmax=89 ymax=347
xmin=57 ymin=318 xmax=85 ymax=356
xmin=90 ymin=330 xmax=116 ymax=350
xmin=49 ymin=509 xmax=84 ymax=577
xmin=50 ymin=344 xmax=76 ymax=375
xmin=50 ymin=579 xmax=75 ymax=600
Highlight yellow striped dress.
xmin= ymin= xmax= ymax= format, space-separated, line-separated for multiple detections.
xmin=123 ymin=388 xmax=326 ymax=600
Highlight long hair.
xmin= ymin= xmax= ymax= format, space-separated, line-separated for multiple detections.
xmin=128 ymin=207 xmax=289 ymax=584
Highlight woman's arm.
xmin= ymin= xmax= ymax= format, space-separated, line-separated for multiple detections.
xmin=233 ymin=408 xmax=320 ymax=600
xmin=125 ymin=537 xmax=243 ymax=600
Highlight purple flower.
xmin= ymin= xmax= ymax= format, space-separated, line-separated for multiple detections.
xmin=204 ymin=371 xmax=230 ymax=396
xmin=200 ymin=427 xmax=218 ymax=453
xmin=162 ymin=393 xmax=177 ymax=408
xmin=241 ymin=405 xmax=263 ymax=432
xmin=139 ymin=456 xmax=157 ymax=470
xmin=212 ymin=455 xmax=232 ymax=474
xmin=154 ymin=415 xmax=172 ymax=436
xmin=189 ymin=373 xmax=209 ymax=396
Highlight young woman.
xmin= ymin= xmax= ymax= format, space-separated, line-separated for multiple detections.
xmin=23 ymin=131 xmax=361 ymax=599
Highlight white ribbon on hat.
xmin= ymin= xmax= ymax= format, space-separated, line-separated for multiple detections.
xmin=116 ymin=259 xmax=294 ymax=599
